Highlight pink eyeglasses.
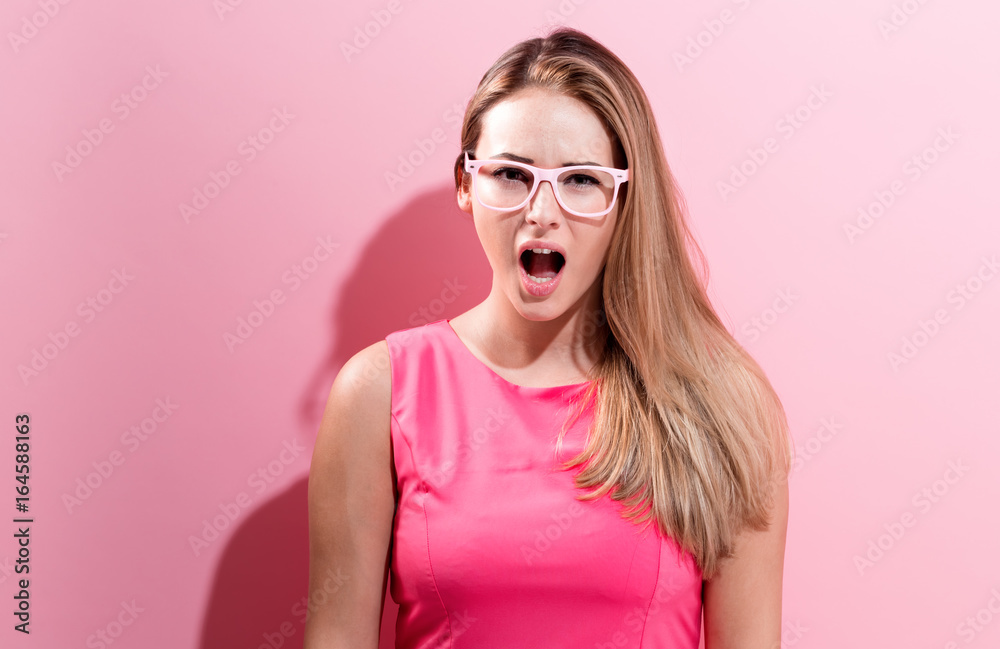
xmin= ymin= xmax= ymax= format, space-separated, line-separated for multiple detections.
xmin=464 ymin=152 xmax=629 ymax=218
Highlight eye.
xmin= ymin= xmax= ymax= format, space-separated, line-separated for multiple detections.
xmin=562 ymin=172 xmax=602 ymax=189
xmin=565 ymin=173 xmax=600 ymax=185
xmin=491 ymin=166 xmax=530 ymax=183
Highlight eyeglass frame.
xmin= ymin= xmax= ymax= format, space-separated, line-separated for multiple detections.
xmin=463 ymin=152 xmax=629 ymax=218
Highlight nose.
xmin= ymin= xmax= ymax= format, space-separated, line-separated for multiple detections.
xmin=524 ymin=179 xmax=562 ymax=228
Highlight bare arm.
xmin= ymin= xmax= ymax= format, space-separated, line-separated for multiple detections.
xmin=303 ymin=341 xmax=396 ymax=649
xmin=702 ymin=469 xmax=790 ymax=649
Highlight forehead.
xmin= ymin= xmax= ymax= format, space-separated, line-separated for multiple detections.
xmin=477 ymin=87 xmax=615 ymax=164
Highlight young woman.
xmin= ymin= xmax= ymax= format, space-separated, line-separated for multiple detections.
xmin=305 ymin=28 xmax=793 ymax=649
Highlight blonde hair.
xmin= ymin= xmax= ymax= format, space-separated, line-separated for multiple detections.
xmin=453 ymin=28 xmax=794 ymax=579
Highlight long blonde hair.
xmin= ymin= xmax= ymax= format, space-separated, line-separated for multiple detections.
xmin=453 ymin=28 xmax=794 ymax=580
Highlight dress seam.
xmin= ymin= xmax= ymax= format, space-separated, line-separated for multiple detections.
xmin=390 ymin=409 xmax=454 ymax=647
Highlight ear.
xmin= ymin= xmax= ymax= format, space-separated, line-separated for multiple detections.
xmin=456 ymin=172 xmax=474 ymax=216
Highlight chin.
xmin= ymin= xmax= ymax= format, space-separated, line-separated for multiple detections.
xmin=512 ymin=295 xmax=566 ymax=321
xmin=518 ymin=309 xmax=559 ymax=322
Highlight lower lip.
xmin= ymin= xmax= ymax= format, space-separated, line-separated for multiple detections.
xmin=518 ymin=257 xmax=564 ymax=297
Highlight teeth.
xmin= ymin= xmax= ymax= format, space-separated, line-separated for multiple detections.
xmin=530 ymin=248 xmax=552 ymax=254
xmin=527 ymin=274 xmax=553 ymax=283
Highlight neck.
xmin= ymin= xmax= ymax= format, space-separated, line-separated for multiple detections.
xmin=470 ymin=279 xmax=609 ymax=382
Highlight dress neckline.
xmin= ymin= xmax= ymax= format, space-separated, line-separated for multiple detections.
xmin=440 ymin=318 xmax=594 ymax=393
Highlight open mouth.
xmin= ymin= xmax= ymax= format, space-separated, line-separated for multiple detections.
xmin=520 ymin=248 xmax=566 ymax=283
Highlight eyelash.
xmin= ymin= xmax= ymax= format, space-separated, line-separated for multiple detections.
xmin=491 ymin=167 xmax=601 ymax=186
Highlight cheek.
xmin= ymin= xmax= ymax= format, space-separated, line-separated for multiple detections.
xmin=596 ymin=215 xmax=619 ymax=266
xmin=473 ymin=216 xmax=510 ymax=269
xmin=584 ymin=229 xmax=616 ymax=271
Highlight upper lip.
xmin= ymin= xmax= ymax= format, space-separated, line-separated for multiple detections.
xmin=517 ymin=239 xmax=567 ymax=259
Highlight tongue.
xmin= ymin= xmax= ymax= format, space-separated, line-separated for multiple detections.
xmin=525 ymin=251 xmax=560 ymax=279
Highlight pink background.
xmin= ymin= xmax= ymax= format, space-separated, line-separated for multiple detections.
xmin=2 ymin=0 xmax=999 ymax=647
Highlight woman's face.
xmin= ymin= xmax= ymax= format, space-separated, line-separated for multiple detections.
xmin=458 ymin=86 xmax=622 ymax=324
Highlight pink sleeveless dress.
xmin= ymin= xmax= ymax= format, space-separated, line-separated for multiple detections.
xmin=386 ymin=318 xmax=703 ymax=648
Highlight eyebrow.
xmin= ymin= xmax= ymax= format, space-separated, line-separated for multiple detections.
xmin=490 ymin=152 xmax=605 ymax=167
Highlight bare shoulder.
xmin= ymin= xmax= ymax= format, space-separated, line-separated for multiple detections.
xmin=333 ymin=339 xmax=392 ymax=414
xmin=314 ymin=339 xmax=394 ymax=491
xmin=304 ymin=340 xmax=395 ymax=647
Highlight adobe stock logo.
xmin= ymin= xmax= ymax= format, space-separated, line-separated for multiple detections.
xmin=7 ymin=0 xmax=73 ymax=55
xmin=739 ymin=288 xmax=799 ymax=344
xmin=853 ymin=459 xmax=969 ymax=576
xmin=212 ymin=0 xmax=250 ymax=21
xmin=188 ymin=438 xmax=306 ymax=557
xmin=51 ymin=66 xmax=169 ymax=182
xmin=61 ymin=398 xmax=180 ymax=515
xmin=180 ymin=107 xmax=295 ymax=223
xmin=950 ymin=589 xmax=1000 ymax=646
xmin=717 ymin=84 xmax=833 ymax=202
xmin=418 ymin=404 xmax=513 ymax=498
xmin=877 ymin=0 xmax=933 ymax=40
xmin=384 ymin=92 xmax=470 ymax=193
xmin=540 ymin=0 xmax=589 ymax=27
xmin=672 ymin=0 xmax=755 ymax=73
xmin=843 ymin=126 xmax=959 ymax=244
xmin=887 ymin=255 xmax=997 ymax=372
xmin=17 ymin=268 xmax=135 ymax=385
xmin=339 ymin=0 xmax=407 ymax=63
xmin=223 ymin=235 xmax=338 ymax=353
xmin=519 ymin=500 xmax=585 ymax=566
xmin=84 ymin=599 xmax=144 ymax=648
xmin=790 ymin=417 xmax=845 ymax=474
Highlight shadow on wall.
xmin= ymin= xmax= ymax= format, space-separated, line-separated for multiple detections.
xmin=300 ymin=183 xmax=492 ymax=431
xmin=196 ymin=184 xmax=491 ymax=649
